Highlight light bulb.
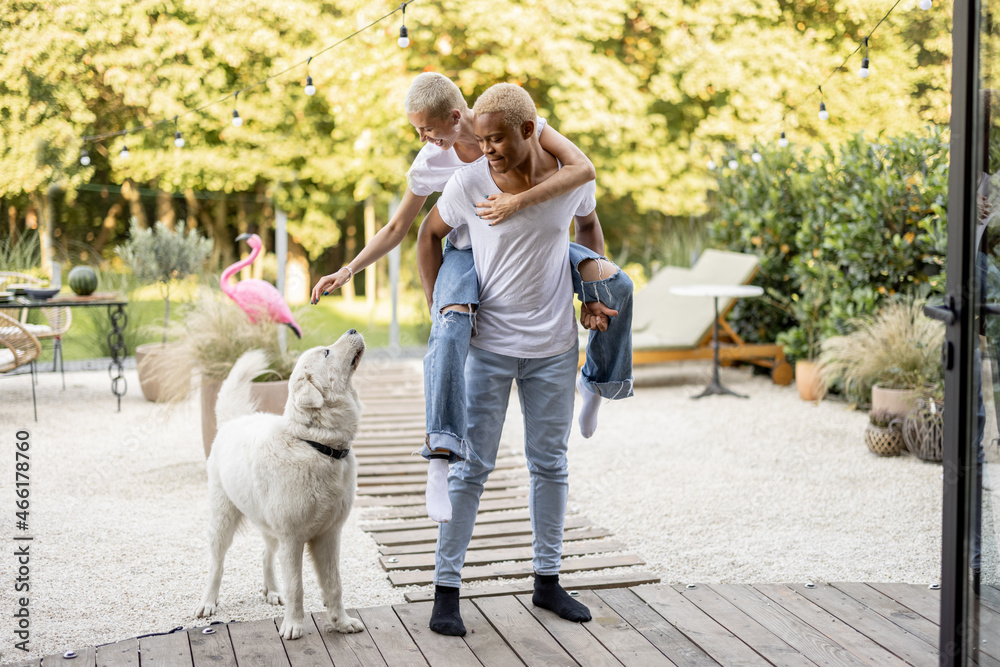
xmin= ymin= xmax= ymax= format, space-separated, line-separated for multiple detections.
xmin=398 ymin=25 xmax=409 ymax=48
xmin=706 ymin=159 xmax=716 ymax=171
xmin=728 ymin=159 xmax=738 ymax=169
xmin=80 ymin=149 xmax=90 ymax=166
xmin=174 ymin=131 xmax=185 ymax=148
xmin=819 ymin=102 xmax=829 ymax=121
xmin=859 ymin=57 xmax=870 ymax=78
xmin=919 ymin=0 xmax=931 ymax=9
xmin=120 ymin=145 xmax=129 ymax=159
xmin=779 ymin=132 xmax=789 ymax=148
xmin=232 ymin=109 xmax=243 ymax=127
xmin=751 ymin=151 xmax=762 ymax=163
xmin=304 ymin=76 xmax=316 ymax=96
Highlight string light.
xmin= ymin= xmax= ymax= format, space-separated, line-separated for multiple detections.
xmin=728 ymin=157 xmax=738 ymax=169
xmin=818 ymin=86 xmax=829 ymax=121
xmin=173 ymin=116 xmax=185 ymax=148
xmin=859 ymin=38 xmax=870 ymax=78
xmin=304 ymin=57 xmax=316 ymax=96
xmin=919 ymin=0 xmax=931 ymax=9
xmin=120 ymin=143 xmax=130 ymax=159
xmin=707 ymin=158 xmax=716 ymax=170
xmin=779 ymin=131 xmax=789 ymax=148
xmin=398 ymin=4 xmax=410 ymax=48
xmin=232 ymin=92 xmax=243 ymax=127
xmin=80 ymin=149 xmax=90 ymax=166
xmin=751 ymin=149 xmax=762 ymax=163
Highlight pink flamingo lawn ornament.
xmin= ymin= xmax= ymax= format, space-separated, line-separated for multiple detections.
xmin=221 ymin=233 xmax=303 ymax=338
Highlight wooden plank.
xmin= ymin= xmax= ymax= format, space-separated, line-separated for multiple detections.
xmin=372 ymin=516 xmax=591 ymax=547
xmin=365 ymin=495 xmax=528 ymax=520
xmin=353 ymin=446 xmax=427 ymax=457
xmin=381 ymin=540 xmax=626 ymax=571
xmin=975 ymin=602 xmax=1000 ymax=661
xmin=310 ymin=611 xmax=381 ymax=667
xmin=355 ymin=605 xmax=427 ymax=666
xmin=357 ymin=466 xmax=523 ymax=487
xmin=979 ymin=584 xmax=1000 ymax=615
xmin=392 ymin=602 xmax=482 ymax=666
xmin=405 ymin=572 xmax=661 ymax=602
xmin=359 ymin=476 xmax=527 ymax=497
xmin=789 ymin=583 xmax=938 ymax=666
xmin=675 ymin=584 xmax=811 ymax=666
xmin=458 ymin=598 xmax=526 ymax=665
xmin=4 ymin=659 xmax=40 ymax=667
xmin=381 ymin=527 xmax=614 ymax=556
xmin=473 ymin=596 xmax=579 ymax=666
xmin=187 ymin=626 xmax=237 ymax=667
xmin=138 ymin=631 xmax=192 ymax=666
xmin=353 ymin=438 xmax=426 ymax=449
xmin=709 ymin=583 xmax=862 ymax=666
xmin=96 ymin=638 xmax=139 ymax=667
xmin=227 ymin=618 xmax=291 ymax=666
xmin=357 ymin=458 xmax=519 ymax=477
xmin=866 ymin=583 xmax=940 ymax=624
xmin=356 ymin=487 xmax=526 ymax=508
xmin=40 ymin=648 xmax=97 ymax=666
xmin=753 ymin=584 xmax=905 ymax=665
xmin=601 ymin=588 xmax=717 ymax=667
xmin=830 ymin=583 xmax=940 ymax=649
xmin=510 ymin=593 xmax=622 ymax=667
xmin=275 ymin=616 xmax=336 ymax=667
xmin=631 ymin=585 xmax=766 ymax=666
xmin=364 ymin=508 xmax=532 ymax=532
xmin=389 ymin=554 xmax=644 ymax=586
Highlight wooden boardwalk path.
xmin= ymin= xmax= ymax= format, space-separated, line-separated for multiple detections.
xmin=9 ymin=582 xmax=973 ymax=666
xmin=352 ymin=361 xmax=660 ymax=599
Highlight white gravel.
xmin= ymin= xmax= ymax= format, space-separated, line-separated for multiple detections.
xmin=0 ymin=358 xmax=994 ymax=662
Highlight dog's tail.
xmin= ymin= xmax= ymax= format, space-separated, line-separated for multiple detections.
xmin=215 ymin=349 xmax=271 ymax=426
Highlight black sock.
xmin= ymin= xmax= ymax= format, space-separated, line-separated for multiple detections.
xmin=532 ymin=574 xmax=591 ymax=622
xmin=429 ymin=585 xmax=466 ymax=636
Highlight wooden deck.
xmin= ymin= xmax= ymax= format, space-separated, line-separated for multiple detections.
xmin=7 ymin=582 xmax=975 ymax=666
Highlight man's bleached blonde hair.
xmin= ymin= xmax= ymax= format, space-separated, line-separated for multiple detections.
xmin=404 ymin=72 xmax=468 ymax=120
xmin=473 ymin=83 xmax=536 ymax=131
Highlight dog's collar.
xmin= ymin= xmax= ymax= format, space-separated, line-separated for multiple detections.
xmin=303 ymin=439 xmax=351 ymax=459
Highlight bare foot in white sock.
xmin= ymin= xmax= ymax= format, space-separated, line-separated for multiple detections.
xmin=577 ymin=373 xmax=601 ymax=438
xmin=426 ymin=457 xmax=452 ymax=523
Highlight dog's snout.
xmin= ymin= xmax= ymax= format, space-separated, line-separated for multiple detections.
xmin=347 ymin=328 xmax=357 ymax=335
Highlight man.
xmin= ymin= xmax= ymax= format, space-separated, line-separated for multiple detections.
xmin=416 ymin=83 xmax=607 ymax=635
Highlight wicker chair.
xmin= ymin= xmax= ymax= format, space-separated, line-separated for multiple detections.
xmin=0 ymin=270 xmax=73 ymax=387
xmin=0 ymin=312 xmax=41 ymax=421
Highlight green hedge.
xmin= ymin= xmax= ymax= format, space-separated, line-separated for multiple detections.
xmin=708 ymin=129 xmax=949 ymax=361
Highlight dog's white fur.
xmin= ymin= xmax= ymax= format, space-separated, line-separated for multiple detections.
xmin=194 ymin=331 xmax=366 ymax=639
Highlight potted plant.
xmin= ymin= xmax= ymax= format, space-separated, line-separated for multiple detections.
xmin=116 ymin=220 xmax=213 ymax=402
xmin=773 ymin=263 xmax=833 ymax=401
xmin=864 ymin=409 xmax=904 ymax=457
xmin=160 ymin=288 xmax=299 ymax=456
xmin=902 ymin=386 xmax=945 ymax=462
xmin=818 ymin=294 xmax=943 ymax=417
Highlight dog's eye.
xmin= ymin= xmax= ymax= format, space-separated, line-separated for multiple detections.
xmin=323 ymin=349 xmax=329 ymax=357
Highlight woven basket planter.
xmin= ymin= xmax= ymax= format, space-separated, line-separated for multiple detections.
xmin=903 ymin=398 xmax=944 ymax=462
xmin=864 ymin=422 xmax=904 ymax=457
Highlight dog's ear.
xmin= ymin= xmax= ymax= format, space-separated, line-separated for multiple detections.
xmin=291 ymin=373 xmax=324 ymax=409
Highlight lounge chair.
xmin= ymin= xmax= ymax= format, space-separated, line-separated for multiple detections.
xmin=606 ymin=249 xmax=792 ymax=385
xmin=0 ymin=312 xmax=40 ymax=421
xmin=0 ymin=271 xmax=72 ymax=387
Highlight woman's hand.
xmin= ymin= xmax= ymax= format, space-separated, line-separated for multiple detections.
xmin=310 ymin=267 xmax=353 ymax=305
xmin=474 ymin=193 xmax=523 ymax=225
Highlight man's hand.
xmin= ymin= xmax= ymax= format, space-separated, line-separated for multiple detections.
xmin=580 ymin=300 xmax=618 ymax=332
xmin=311 ymin=268 xmax=352 ymax=305
xmin=474 ymin=193 xmax=523 ymax=225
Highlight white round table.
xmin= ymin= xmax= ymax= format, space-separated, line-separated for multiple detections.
xmin=669 ymin=284 xmax=764 ymax=398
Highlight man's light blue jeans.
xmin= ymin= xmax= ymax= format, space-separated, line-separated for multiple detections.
xmin=433 ymin=344 xmax=579 ymax=587
xmin=421 ymin=241 xmax=634 ymax=462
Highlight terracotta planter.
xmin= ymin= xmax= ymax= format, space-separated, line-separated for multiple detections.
xmin=871 ymin=384 xmax=918 ymax=420
xmin=135 ymin=342 xmax=192 ymax=403
xmin=201 ymin=377 xmax=289 ymax=457
xmin=795 ymin=360 xmax=824 ymax=401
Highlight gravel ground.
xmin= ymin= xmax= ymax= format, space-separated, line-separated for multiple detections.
xmin=0 ymin=357 xmax=995 ymax=662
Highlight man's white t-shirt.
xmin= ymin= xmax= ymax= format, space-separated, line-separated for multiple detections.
xmin=436 ymin=158 xmax=596 ymax=359
xmin=406 ymin=117 xmax=548 ymax=250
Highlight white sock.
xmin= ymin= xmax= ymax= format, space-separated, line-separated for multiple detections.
xmin=577 ymin=373 xmax=602 ymax=439
xmin=426 ymin=458 xmax=452 ymax=523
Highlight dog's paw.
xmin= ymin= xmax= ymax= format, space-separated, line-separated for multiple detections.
xmin=194 ymin=601 xmax=217 ymax=618
xmin=263 ymin=589 xmax=284 ymax=606
xmin=328 ymin=613 xmax=364 ymax=634
xmin=278 ymin=617 xmax=305 ymax=640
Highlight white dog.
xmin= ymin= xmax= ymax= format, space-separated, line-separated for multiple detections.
xmin=194 ymin=330 xmax=366 ymax=639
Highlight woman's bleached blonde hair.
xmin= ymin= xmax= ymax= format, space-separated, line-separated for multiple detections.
xmin=404 ymin=72 xmax=468 ymax=120
xmin=472 ymin=83 xmax=536 ymax=131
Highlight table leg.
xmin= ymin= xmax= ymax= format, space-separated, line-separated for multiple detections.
xmin=106 ymin=304 xmax=128 ymax=411
xmin=692 ymin=296 xmax=748 ymax=399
